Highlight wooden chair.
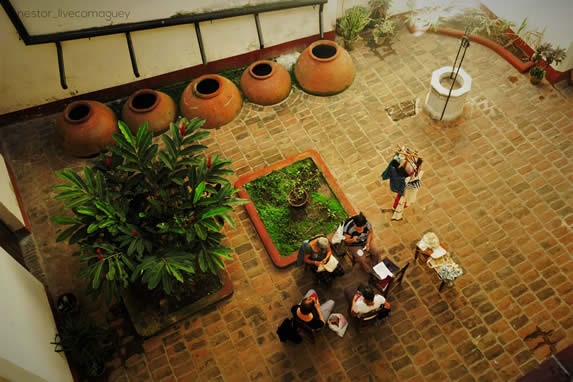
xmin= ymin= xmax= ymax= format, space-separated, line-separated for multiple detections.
xmin=368 ymin=257 xmax=410 ymax=298
xmin=350 ymin=305 xmax=390 ymax=333
xmin=292 ymin=315 xmax=322 ymax=343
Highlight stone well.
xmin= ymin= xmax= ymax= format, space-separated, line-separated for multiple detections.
xmin=424 ymin=66 xmax=472 ymax=121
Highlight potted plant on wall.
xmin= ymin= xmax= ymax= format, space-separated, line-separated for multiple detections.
xmin=529 ymin=42 xmax=567 ymax=85
xmin=337 ymin=6 xmax=371 ymax=50
xmin=52 ymin=118 xmax=245 ymax=334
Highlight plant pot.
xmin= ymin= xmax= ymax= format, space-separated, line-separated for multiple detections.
xmin=56 ymin=293 xmax=78 ymax=314
xmin=56 ymin=101 xmax=118 ymax=157
xmin=85 ymin=360 xmax=106 ymax=377
xmin=343 ymin=38 xmax=359 ymax=51
xmin=121 ymin=89 xmax=176 ymax=135
xmin=294 ymin=40 xmax=356 ymax=96
xmin=240 ymin=60 xmax=292 ymax=106
xmin=287 ymin=188 xmax=309 ymax=208
xmin=530 ymin=76 xmax=542 ymax=85
xmin=180 ymin=74 xmax=242 ymax=129
xmin=122 ymin=270 xmax=233 ymax=337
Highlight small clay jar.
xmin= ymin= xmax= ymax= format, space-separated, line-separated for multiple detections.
xmin=180 ymin=74 xmax=242 ymax=129
xmin=121 ymin=89 xmax=176 ymax=135
xmin=56 ymin=100 xmax=118 ymax=157
xmin=240 ymin=60 xmax=291 ymax=106
xmin=294 ymin=40 xmax=356 ymax=96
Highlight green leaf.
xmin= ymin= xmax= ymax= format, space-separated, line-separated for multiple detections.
xmin=84 ymin=166 xmax=95 ymax=189
xmin=201 ymin=207 xmax=231 ymax=219
xmin=193 ymin=182 xmax=206 ymax=204
xmin=53 ymin=184 xmax=77 ymax=192
xmin=56 ymin=225 xmax=80 ymax=242
xmin=118 ymin=121 xmax=135 ymax=146
xmin=77 ymin=207 xmax=97 ymax=216
xmin=64 ymin=195 xmax=92 ymax=209
xmin=53 ymin=190 xmax=85 ymax=200
xmin=158 ymin=151 xmax=174 ymax=170
xmin=161 ymin=135 xmax=177 ymax=161
xmin=56 ymin=169 xmax=86 ymax=190
xmin=135 ymin=122 xmax=148 ymax=147
xmin=92 ymin=261 xmax=104 ymax=289
xmin=52 ymin=216 xmax=81 ymax=225
xmin=87 ymin=223 xmax=99 ymax=234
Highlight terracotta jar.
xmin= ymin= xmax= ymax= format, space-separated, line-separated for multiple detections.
xmin=294 ymin=40 xmax=356 ymax=96
xmin=121 ymin=89 xmax=176 ymax=135
xmin=56 ymin=100 xmax=118 ymax=157
xmin=180 ymin=74 xmax=242 ymax=129
xmin=240 ymin=60 xmax=291 ymax=106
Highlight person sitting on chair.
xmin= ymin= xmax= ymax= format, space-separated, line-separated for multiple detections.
xmin=344 ymin=285 xmax=389 ymax=317
xmin=342 ymin=212 xmax=381 ymax=273
xmin=291 ymin=289 xmax=335 ymax=329
xmin=300 ymin=235 xmax=344 ymax=285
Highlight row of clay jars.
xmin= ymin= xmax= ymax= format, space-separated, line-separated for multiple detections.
xmin=56 ymin=40 xmax=354 ymax=157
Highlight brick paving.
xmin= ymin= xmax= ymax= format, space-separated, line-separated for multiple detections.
xmin=1 ymin=26 xmax=572 ymax=381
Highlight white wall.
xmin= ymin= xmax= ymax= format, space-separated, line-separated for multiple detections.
xmin=482 ymin=0 xmax=573 ymax=70
xmin=0 ymin=1 xmax=337 ymax=115
xmin=0 ymin=247 xmax=73 ymax=382
xmin=0 ymin=154 xmax=26 ymax=231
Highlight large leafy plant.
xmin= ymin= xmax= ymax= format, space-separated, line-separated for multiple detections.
xmin=52 ymin=118 xmax=244 ymax=301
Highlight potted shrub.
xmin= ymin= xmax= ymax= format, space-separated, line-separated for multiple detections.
xmin=287 ymin=185 xmax=309 ymax=208
xmin=368 ymin=0 xmax=392 ymax=22
xmin=529 ymin=42 xmax=567 ymax=85
xmin=337 ymin=6 xmax=371 ymax=50
xmin=52 ymin=315 xmax=111 ymax=377
xmin=52 ymin=118 xmax=245 ymax=327
xmin=529 ymin=66 xmax=545 ymax=85
xmin=372 ymin=17 xmax=398 ymax=46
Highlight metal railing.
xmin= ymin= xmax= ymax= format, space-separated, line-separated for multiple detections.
xmin=1 ymin=0 xmax=328 ymax=89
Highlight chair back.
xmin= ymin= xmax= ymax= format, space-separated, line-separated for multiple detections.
xmin=369 ymin=257 xmax=410 ymax=298
xmin=292 ymin=314 xmax=322 ymax=343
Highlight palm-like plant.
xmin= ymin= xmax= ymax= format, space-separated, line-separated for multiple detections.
xmin=52 ymin=118 xmax=245 ymax=302
xmin=531 ymin=42 xmax=567 ymax=69
xmin=337 ymin=6 xmax=371 ymax=45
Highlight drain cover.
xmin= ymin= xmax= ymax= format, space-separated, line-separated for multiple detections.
xmin=385 ymin=99 xmax=417 ymax=121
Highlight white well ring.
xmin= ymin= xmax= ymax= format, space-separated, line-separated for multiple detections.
xmin=424 ymin=66 xmax=472 ymax=121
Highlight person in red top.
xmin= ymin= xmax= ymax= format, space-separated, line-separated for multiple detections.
xmin=291 ymin=289 xmax=334 ymax=330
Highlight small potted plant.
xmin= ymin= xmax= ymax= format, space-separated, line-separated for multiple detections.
xmin=372 ymin=17 xmax=398 ymax=46
xmin=287 ymin=185 xmax=309 ymax=208
xmin=337 ymin=6 xmax=371 ymax=50
xmin=529 ymin=42 xmax=567 ymax=85
xmin=368 ymin=0 xmax=392 ymax=25
xmin=52 ymin=315 xmax=112 ymax=377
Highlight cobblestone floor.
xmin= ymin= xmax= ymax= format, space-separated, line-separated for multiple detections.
xmin=1 ymin=25 xmax=572 ymax=381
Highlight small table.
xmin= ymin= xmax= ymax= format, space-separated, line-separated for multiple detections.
xmin=415 ymin=236 xmax=462 ymax=292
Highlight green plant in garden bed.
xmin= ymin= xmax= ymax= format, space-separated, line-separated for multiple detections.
xmin=52 ymin=118 xmax=245 ymax=302
xmin=244 ymin=159 xmax=347 ymax=256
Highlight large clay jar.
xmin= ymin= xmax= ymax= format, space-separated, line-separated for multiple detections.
xmin=180 ymin=74 xmax=242 ymax=129
xmin=294 ymin=40 xmax=356 ymax=96
xmin=56 ymin=100 xmax=118 ymax=157
xmin=240 ymin=60 xmax=291 ymax=106
xmin=121 ymin=89 xmax=176 ymax=135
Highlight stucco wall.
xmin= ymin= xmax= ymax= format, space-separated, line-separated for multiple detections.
xmin=481 ymin=0 xmax=573 ymax=71
xmin=0 ymin=0 xmax=337 ymax=115
xmin=0 ymin=154 xmax=25 ymax=231
xmin=0 ymin=247 xmax=73 ymax=382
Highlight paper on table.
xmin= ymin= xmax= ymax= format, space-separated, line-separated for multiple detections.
xmin=431 ymin=246 xmax=447 ymax=259
xmin=373 ymin=261 xmax=394 ymax=279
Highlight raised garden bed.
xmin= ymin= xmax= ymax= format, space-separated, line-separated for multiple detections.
xmin=406 ymin=6 xmax=534 ymax=74
xmin=122 ymin=270 xmax=232 ymax=337
xmin=235 ymin=150 xmax=356 ymax=268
